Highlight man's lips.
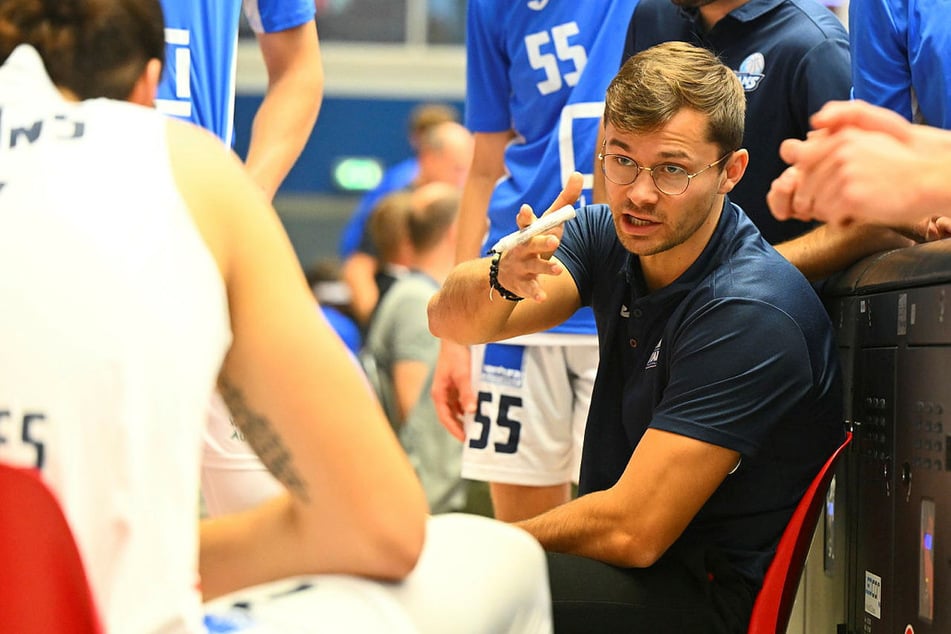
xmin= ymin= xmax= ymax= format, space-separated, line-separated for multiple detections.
xmin=620 ymin=212 xmax=660 ymax=234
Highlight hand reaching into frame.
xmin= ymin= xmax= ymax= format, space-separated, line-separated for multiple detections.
xmin=768 ymin=100 xmax=951 ymax=241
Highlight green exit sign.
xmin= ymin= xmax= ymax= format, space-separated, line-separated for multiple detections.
xmin=332 ymin=157 xmax=383 ymax=192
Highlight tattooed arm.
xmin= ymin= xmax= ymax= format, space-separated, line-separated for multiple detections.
xmin=217 ymin=376 xmax=310 ymax=502
xmin=168 ymin=119 xmax=428 ymax=599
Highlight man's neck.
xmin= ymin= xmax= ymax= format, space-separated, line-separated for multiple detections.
xmin=639 ymin=198 xmax=724 ymax=292
xmin=697 ymin=0 xmax=750 ymax=31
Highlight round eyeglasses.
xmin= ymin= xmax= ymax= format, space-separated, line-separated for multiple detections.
xmin=598 ymin=146 xmax=733 ymax=196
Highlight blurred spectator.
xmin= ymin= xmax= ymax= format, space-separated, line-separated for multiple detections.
xmin=305 ymin=257 xmax=362 ymax=355
xmin=338 ymin=103 xmax=460 ymax=259
xmin=365 ymin=183 xmax=468 ymax=513
xmin=343 ymin=119 xmax=473 ymax=326
xmin=366 ymin=190 xmax=416 ymax=320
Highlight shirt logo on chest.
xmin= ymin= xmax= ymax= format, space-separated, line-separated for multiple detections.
xmin=645 ymin=339 xmax=663 ymax=370
xmin=620 ymin=304 xmax=631 ymax=318
xmin=735 ymin=53 xmax=766 ymax=92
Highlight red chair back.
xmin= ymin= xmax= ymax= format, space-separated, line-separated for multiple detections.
xmin=0 ymin=464 xmax=103 ymax=633
xmin=747 ymin=431 xmax=853 ymax=634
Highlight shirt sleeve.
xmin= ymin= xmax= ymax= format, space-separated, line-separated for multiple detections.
xmin=243 ymin=0 xmax=315 ymax=34
xmin=555 ymin=204 xmax=621 ymax=305
xmin=620 ymin=0 xmax=649 ymax=67
xmin=651 ymin=298 xmax=817 ymax=457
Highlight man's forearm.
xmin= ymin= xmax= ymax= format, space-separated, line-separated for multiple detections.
xmin=427 ymin=257 xmax=518 ymax=345
xmin=775 ymin=223 xmax=913 ymax=281
xmin=245 ymin=76 xmax=322 ymax=198
xmin=246 ymin=23 xmax=324 ymax=199
xmin=515 ymin=490 xmax=659 ymax=569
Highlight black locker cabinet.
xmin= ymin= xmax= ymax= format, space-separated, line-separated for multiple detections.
xmin=825 ymin=241 xmax=951 ymax=634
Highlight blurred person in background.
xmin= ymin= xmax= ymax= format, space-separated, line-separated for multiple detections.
xmin=365 ymin=183 xmax=469 ymax=514
xmin=306 ymin=257 xmax=363 ymax=355
xmin=364 ymin=190 xmax=417 ymax=325
xmin=337 ymin=102 xmax=461 ymax=260
xmin=343 ymin=119 xmax=473 ymax=326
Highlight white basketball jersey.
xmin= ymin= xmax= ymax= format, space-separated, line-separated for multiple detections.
xmin=0 ymin=46 xmax=232 ymax=632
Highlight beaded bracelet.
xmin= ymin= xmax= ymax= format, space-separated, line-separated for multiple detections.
xmin=488 ymin=250 xmax=524 ymax=302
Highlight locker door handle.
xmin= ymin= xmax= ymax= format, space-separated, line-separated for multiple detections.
xmin=901 ymin=461 xmax=912 ymax=502
xmin=883 ymin=460 xmax=890 ymax=497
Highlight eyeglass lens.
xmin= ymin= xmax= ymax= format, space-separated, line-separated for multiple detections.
xmin=602 ymin=156 xmax=690 ymax=195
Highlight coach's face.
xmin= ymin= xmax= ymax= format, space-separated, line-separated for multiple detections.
xmin=601 ymin=110 xmax=746 ymax=288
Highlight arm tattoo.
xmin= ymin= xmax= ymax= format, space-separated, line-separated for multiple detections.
xmin=217 ymin=375 xmax=310 ymax=503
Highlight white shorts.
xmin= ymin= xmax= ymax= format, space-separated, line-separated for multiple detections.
xmin=203 ymin=514 xmax=553 ymax=634
xmin=461 ymin=339 xmax=598 ymax=486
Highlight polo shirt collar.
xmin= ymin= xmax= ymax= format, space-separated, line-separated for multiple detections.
xmin=680 ymin=0 xmax=786 ymax=26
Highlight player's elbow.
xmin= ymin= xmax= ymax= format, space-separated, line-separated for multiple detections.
xmin=358 ymin=515 xmax=427 ymax=580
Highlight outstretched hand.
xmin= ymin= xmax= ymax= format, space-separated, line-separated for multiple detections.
xmin=495 ymin=172 xmax=584 ymax=302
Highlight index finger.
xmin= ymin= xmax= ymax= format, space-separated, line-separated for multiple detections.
xmin=544 ymin=171 xmax=584 ymax=215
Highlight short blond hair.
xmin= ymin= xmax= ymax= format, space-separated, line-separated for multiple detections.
xmin=604 ymin=41 xmax=745 ymax=156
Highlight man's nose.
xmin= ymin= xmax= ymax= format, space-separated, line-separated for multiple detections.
xmin=626 ymin=169 xmax=659 ymax=204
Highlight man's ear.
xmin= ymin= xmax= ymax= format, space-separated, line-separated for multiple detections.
xmin=126 ymin=58 xmax=162 ymax=107
xmin=719 ymin=148 xmax=749 ymax=195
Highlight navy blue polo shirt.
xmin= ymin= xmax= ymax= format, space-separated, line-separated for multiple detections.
xmin=623 ymin=0 xmax=851 ymax=244
xmin=555 ymin=201 xmax=843 ymax=586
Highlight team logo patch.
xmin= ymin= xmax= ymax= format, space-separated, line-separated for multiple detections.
xmin=481 ymin=344 xmax=525 ymax=388
xmin=527 ymin=0 xmax=550 ymax=9
xmin=645 ymin=339 xmax=662 ymax=369
xmin=735 ymin=53 xmax=765 ymax=92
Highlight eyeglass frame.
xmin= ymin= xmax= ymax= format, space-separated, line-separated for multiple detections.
xmin=597 ymin=143 xmax=734 ymax=196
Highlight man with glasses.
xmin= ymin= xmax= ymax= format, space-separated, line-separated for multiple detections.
xmin=428 ymin=42 xmax=844 ymax=633
xmin=608 ymin=0 xmax=916 ymax=282
xmin=599 ymin=144 xmax=732 ymax=196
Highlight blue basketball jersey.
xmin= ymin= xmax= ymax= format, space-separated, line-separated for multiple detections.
xmin=466 ymin=0 xmax=636 ymax=335
xmin=157 ymin=0 xmax=315 ymax=144
xmin=850 ymin=0 xmax=951 ymax=129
